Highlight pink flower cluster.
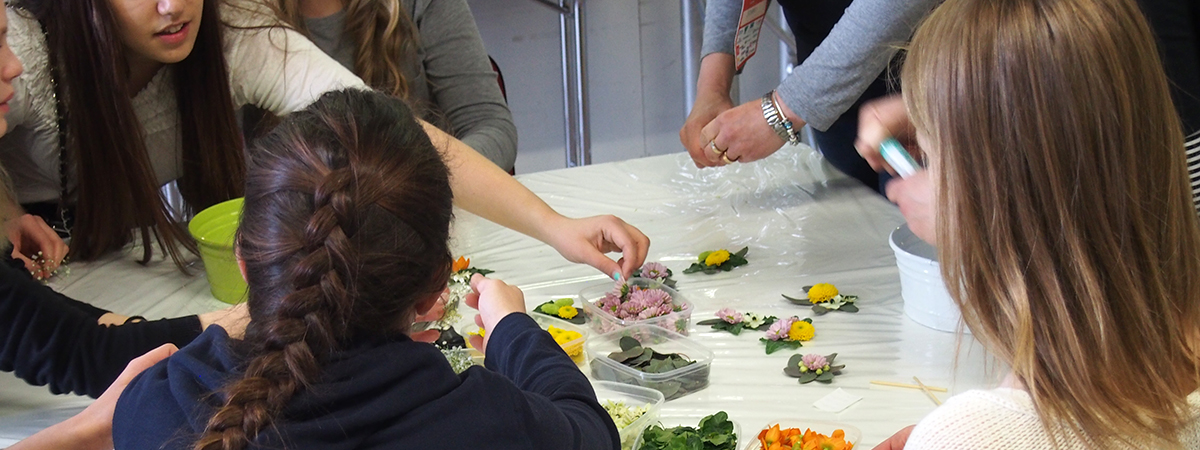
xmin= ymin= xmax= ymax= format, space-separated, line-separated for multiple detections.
xmin=715 ymin=307 xmax=743 ymax=324
xmin=765 ymin=316 xmax=797 ymax=341
xmin=639 ymin=262 xmax=670 ymax=280
xmin=595 ymin=282 xmax=677 ymax=321
xmin=801 ymin=354 xmax=829 ymax=371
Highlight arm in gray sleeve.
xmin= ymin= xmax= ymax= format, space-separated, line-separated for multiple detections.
xmin=415 ymin=0 xmax=518 ymax=171
xmin=700 ymin=0 xmax=742 ymax=59
xmin=777 ymin=0 xmax=939 ymax=131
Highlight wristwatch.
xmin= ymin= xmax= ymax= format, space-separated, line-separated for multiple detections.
xmin=761 ymin=90 xmax=800 ymax=145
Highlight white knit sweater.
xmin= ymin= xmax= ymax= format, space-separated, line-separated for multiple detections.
xmin=905 ymin=388 xmax=1200 ymax=449
xmin=0 ymin=2 xmax=365 ymax=204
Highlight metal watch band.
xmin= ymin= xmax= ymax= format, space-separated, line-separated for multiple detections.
xmin=761 ymin=90 xmax=799 ymax=145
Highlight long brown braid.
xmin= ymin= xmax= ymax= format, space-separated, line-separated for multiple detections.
xmin=194 ymin=90 xmax=453 ymax=450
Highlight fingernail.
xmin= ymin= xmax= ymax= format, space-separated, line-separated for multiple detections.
xmin=612 ymin=271 xmax=622 ymax=281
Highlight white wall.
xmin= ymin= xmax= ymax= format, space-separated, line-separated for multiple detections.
xmin=467 ymin=0 xmax=787 ymax=173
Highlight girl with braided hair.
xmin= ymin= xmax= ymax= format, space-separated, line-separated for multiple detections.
xmin=111 ymin=89 xmax=619 ymax=450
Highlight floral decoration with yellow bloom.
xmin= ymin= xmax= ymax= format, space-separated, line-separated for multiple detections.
xmin=759 ymin=316 xmax=813 ymax=354
xmin=534 ymin=297 xmax=586 ymax=324
xmin=783 ymin=283 xmax=859 ymax=315
xmin=684 ymin=247 xmax=749 ymax=274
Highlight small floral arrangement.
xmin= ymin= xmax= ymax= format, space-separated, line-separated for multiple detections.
xmin=759 ymin=316 xmax=814 ymax=354
xmin=636 ymin=261 xmax=677 ymax=288
xmin=696 ymin=308 xmax=777 ymax=335
xmin=442 ymin=256 xmax=495 ymax=328
xmin=683 ymin=247 xmax=749 ymax=274
xmin=757 ymin=424 xmax=854 ymax=450
xmin=784 ymin=353 xmax=845 ymax=384
xmin=535 ymin=298 xmax=584 ymax=324
xmin=783 ymin=283 xmax=859 ymax=315
xmin=593 ymin=280 xmax=682 ymax=321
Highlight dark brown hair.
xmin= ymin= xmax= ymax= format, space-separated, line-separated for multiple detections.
xmin=195 ymin=89 xmax=453 ymax=450
xmin=277 ymin=0 xmax=418 ymax=99
xmin=905 ymin=0 xmax=1200 ymax=446
xmin=14 ymin=0 xmax=245 ymax=267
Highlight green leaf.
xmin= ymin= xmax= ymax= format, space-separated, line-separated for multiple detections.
xmin=630 ymin=348 xmax=655 ymax=366
xmin=619 ymin=336 xmax=642 ymax=352
xmin=725 ymin=324 xmax=743 ymax=335
xmin=782 ymin=294 xmax=809 ymax=305
xmin=750 ymin=317 xmax=778 ymax=331
xmin=816 ymin=372 xmax=835 ymax=383
xmin=682 ymin=263 xmax=706 ymax=274
xmin=608 ymin=346 xmax=644 ymax=363
xmin=537 ymin=301 xmax=561 ymax=315
xmin=811 ymin=305 xmax=830 ymax=315
xmin=802 ymin=285 xmax=813 ymax=293
xmin=734 ymin=247 xmax=749 ymax=258
xmin=696 ymin=318 xmax=723 ymax=326
xmin=840 ymin=303 xmax=859 ymax=313
xmin=697 ymin=251 xmax=712 ymax=262
xmin=798 ymin=372 xmax=818 ymax=384
xmin=760 ymin=338 xmax=802 ymax=354
xmin=802 ymin=318 xmax=812 ymax=324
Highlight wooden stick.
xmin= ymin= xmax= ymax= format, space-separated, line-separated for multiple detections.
xmin=870 ymin=380 xmax=948 ymax=392
xmin=913 ymin=376 xmax=942 ymax=406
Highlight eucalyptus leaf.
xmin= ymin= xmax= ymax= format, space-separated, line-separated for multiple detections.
xmin=783 ymin=365 xmax=804 ymax=377
xmin=619 ymin=336 xmax=642 ymax=352
xmin=816 ymin=372 xmax=835 ymax=383
xmin=811 ymin=305 xmax=830 ymax=315
xmin=840 ymin=303 xmax=859 ymax=313
xmin=798 ymin=372 xmax=818 ymax=383
xmin=733 ymin=247 xmax=749 ymax=258
xmin=782 ymin=294 xmax=809 ymax=305
xmin=695 ymin=319 xmax=723 ymax=326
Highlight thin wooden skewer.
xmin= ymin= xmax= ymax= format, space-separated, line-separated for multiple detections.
xmin=913 ymin=376 xmax=942 ymax=406
xmin=870 ymin=380 xmax=948 ymax=392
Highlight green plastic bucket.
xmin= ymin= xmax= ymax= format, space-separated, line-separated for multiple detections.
xmin=188 ymin=198 xmax=247 ymax=304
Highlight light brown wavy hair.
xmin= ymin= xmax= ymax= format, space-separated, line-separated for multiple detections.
xmin=904 ymin=0 xmax=1200 ymax=447
xmin=277 ymin=0 xmax=418 ymax=99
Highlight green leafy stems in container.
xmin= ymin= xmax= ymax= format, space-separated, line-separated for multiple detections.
xmin=696 ymin=308 xmax=777 ymax=335
xmin=534 ymin=298 xmax=585 ymax=324
xmin=758 ymin=316 xmax=814 ymax=355
xmin=782 ymin=283 xmax=859 ymax=315
xmin=683 ymin=247 xmax=749 ymax=275
xmin=784 ymin=353 xmax=845 ymax=384
xmin=637 ymin=411 xmax=738 ymax=450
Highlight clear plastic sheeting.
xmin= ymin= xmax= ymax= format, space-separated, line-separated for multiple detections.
xmin=0 ymin=145 xmax=1001 ymax=447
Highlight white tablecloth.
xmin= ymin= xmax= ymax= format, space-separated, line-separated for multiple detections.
xmin=0 ymin=145 xmax=998 ymax=447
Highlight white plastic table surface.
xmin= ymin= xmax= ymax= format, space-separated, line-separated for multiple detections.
xmin=0 ymin=145 xmax=998 ymax=447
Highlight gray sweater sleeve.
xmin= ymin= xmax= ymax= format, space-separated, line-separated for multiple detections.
xmin=414 ymin=0 xmax=518 ymax=171
xmin=700 ymin=0 xmax=938 ymax=131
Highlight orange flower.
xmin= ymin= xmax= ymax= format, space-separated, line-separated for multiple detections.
xmin=799 ymin=428 xmax=853 ymax=450
xmin=452 ymin=256 xmax=470 ymax=273
xmin=758 ymin=425 xmax=804 ymax=450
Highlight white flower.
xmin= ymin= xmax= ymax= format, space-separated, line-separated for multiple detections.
xmin=743 ymin=312 xmax=766 ymax=329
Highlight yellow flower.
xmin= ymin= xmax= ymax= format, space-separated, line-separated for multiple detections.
xmin=468 ymin=327 xmax=485 ymax=338
xmin=547 ymin=326 xmax=584 ymax=357
xmin=807 ymin=283 xmax=839 ymax=304
xmin=557 ymin=305 xmax=579 ymax=319
xmin=789 ymin=320 xmax=815 ymax=341
xmin=704 ymin=249 xmax=731 ymax=266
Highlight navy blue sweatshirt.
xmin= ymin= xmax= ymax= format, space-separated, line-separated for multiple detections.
xmin=0 ymin=257 xmax=202 ymax=398
xmin=113 ymin=313 xmax=620 ymax=450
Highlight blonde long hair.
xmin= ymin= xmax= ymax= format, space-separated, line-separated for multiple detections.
xmin=904 ymin=0 xmax=1200 ymax=447
xmin=278 ymin=0 xmax=418 ymax=99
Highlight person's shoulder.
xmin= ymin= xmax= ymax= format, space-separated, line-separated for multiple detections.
xmin=905 ymin=388 xmax=1049 ymax=449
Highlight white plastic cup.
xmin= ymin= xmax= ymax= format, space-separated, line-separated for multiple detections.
xmin=889 ymin=224 xmax=967 ymax=333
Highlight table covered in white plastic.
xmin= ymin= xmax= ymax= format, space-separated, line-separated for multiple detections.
xmin=0 ymin=145 xmax=997 ymax=447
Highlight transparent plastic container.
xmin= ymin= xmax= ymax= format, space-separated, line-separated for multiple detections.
xmin=531 ymin=313 xmax=590 ymax=365
xmin=633 ymin=413 xmax=741 ymax=450
xmin=592 ymin=381 xmax=665 ymax=450
xmin=741 ymin=419 xmax=862 ymax=450
xmin=586 ymin=324 xmax=713 ymax=401
xmin=463 ymin=314 xmax=589 ymax=365
xmin=579 ymin=278 xmax=693 ymax=335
